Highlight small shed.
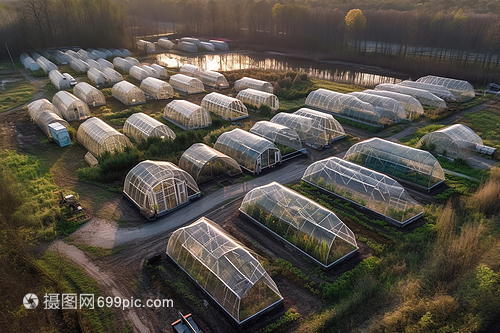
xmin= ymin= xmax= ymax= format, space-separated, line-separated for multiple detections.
xmin=73 ymin=82 xmax=106 ymax=107
xmin=151 ymin=64 xmax=169 ymax=79
xmin=201 ymin=92 xmax=248 ymax=121
xmin=177 ymin=41 xmax=197 ymax=53
xmin=113 ymin=57 xmax=133 ymax=72
xmin=77 ymin=117 xmax=132 ymax=157
xmin=236 ymin=88 xmax=279 ymax=111
xmin=52 ymin=91 xmax=90 ymax=121
xmin=234 ymin=77 xmax=273 ymax=93
xmin=129 ymin=65 xmax=150 ymax=81
xmin=163 ymin=100 xmax=212 ymax=130
xmin=102 ymin=67 xmax=123 ymax=84
xmin=112 ymin=81 xmax=146 ymax=106
xmin=140 ymin=77 xmax=174 ymax=100
xmin=87 ymin=67 xmax=106 ymax=86
xmin=123 ymin=112 xmax=176 ymax=142
xmin=169 ymin=74 xmax=204 ymax=94
xmin=158 ymin=38 xmax=174 ymax=50
xmin=49 ymin=70 xmax=71 ymax=90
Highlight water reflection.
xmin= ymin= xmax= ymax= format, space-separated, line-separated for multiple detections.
xmin=156 ymin=52 xmax=405 ymax=87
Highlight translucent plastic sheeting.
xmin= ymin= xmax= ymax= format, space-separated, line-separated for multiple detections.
xmin=36 ymin=56 xmax=57 ymax=73
xmin=68 ymin=56 xmax=89 ymax=72
xmin=73 ymin=82 xmax=106 ymax=107
xmin=141 ymin=65 xmax=160 ymax=79
xmin=140 ymin=77 xmax=174 ymax=100
xmin=169 ymin=74 xmax=204 ymax=94
xmin=125 ymin=57 xmax=140 ymax=67
xmin=20 ymin=53 xmax=41 ymax=71
xmin=344 ymin=138 xmax=445 ymax=190
xmin=180 ymin=64 xmax=202 ymax=77
xmin=102 ymin=67 xmax=123 ymax=84
xmin=302 ymin=157 xmax=424 ymax=226
xmin=199 ymin=41 xmax=215 ymax=52
xmin=137 ymin=39 xmax=155 ymax=52
xmin=198 ymin=71 xmax=229 ymax=89
xmin=374 ymin=83 xmax=446 ymax=108
xmin=163 ymin=100 xmax=212 ymax=130
xmin=52 ymin=50 xmax=69 ymax=65
xmin=250 ymin=121 xmax=303 ymax=152
xmin=151 ymin=64 xmax=169 ymax=79
xmin=209 ymin=40 xmax=229 ymax=51
xmin=362 ymin=89 xmax=424 ymax=120
xmin=236 ymin=88 xmax=279 ymax=112
xmin=293 ymin=108 xmax=345 ymax=142
xmin=417 ymin=124 xmax=483 ymax=159
xmin=97 ymin=58 xmax=113 ymax=70
xmin=166 ymin=217 xmax=282 ymax=323
xmin=113 ymin=57 xmax=132 ymax=71
xmin=348 ymin=91 xmax=407 ymax=123
xmin=180 ymin=37 xmax=201 ymax=46
xmin=234 ymin=77 xmax=273 ymax=93
xmin=77 ymin=49 xmax=90 ymax=59
xmin=97 ymin=48 xmax=114 ymax=58
xmin=28 ymin=99 xmax=61 ymax=120
xmin=111 ymin=81 xmax=146 ymax=106
xmin=157 ymin=38 xmax=174 ymax=50
xmin=120 ymin=49 xmax=132 ymax=57
xmin=34 ymin=111 xmax=70 ymax=139
xmin=214 ymin=128 xmax=280 ymax=174
xmin=179 ymin=143 xmax=242 ymax=182
xmin=129 ymin=66 xmax=150 ymax=81
xmin=52 ymin=91 xmax=90 ymax=121
xmin=77 ymin=117 xmax=132 ymax=157
xmin=201 ymin=92 xmax=248 ymax=121
xmin=87 ymin=67 xmax=106 ymax=86
xmin=123 ymin=112 xmax=176 ymax=142
xmin=416 ymin=75 xmax=475 ymax=101
xmin=271 ymin=112 xmax=330 ymax=148
xmin=398 ymin=80 xmax=457 ymax=102
xmin=49 ymin=70 xmax=71 ymax=90
xmin=87 ymin=59 xmax=102 ymax=70
xmin=124 ymin=160 xmax=200 ymax=216
xmin=240 ymin=182 xmax=358 ymax=267
xmin=177 ymin=41 xmax=198 ymax=53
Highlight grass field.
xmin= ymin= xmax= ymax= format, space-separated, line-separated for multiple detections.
xmin=0 ymin=79 xmax=35 ymax=113
xmin=461 ymin=107 xmax=500 ymax=149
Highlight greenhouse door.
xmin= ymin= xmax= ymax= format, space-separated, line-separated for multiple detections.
xmin=175 ymin=181 xmax=188 ymax=206
xmin=275 ymin=151 xmax=281 ymax=164
xmin=256 ymin=157 xmax=261 ymax=175
xmin=76 ymin=105 xmax=86 ymax=119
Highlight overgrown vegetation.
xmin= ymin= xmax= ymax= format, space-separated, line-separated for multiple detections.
xmin=461 ymin=107 xmax=500 ymax=149
xmin=399 ymin=123 xmax=446 ymax=146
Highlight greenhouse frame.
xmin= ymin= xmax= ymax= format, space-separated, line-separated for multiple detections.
xmin=198 ymin=71 xmax=230 ymax=89
xmin=293 ymin=108 xmax=346 ymax=142
xmin=249 ymin=121 xmax=305 ymax=153
xmin=52 ymin=91 xmax=90 ymax=121
xmin=36 ymin=56 xmax=58 ymax=73
xmin=112 ymin=81 xmax=146 ymax=106
xmin=399 ymin=80 xmax=457 ymax=102
xmin=141 ymin=65 xmax=160 ymax=78
xmin=87 ymin=67 xmax=106 ymax=86
xmin=150 ymin=64 xmax=169 ymax=79
xmin=236 ymin=88 xmax=279 ymax=112
xmin=87 ymin=59 xmax=102 ymax=70
xmin=177 ymin=41 xmax=198 ymax=53
xmin=214 ymin=128 xmax=281 ymax=174
xmin=179 ymin=143 xmax=242 ymax=182
xmin=108 ymin=48 xmax=122 ymax=57
xmin=102 ymin=67 xmax=123 ymax=84
xmin=69 ymin=57 xmax=89 ymax=72
xmin=209 ymin=40 xmax=229 ymax=50
xmin=77 ymin=49 xmax=90 ymax=59
xmin=31 ymin=110 xmax=70 ymax=140
xmin=125 ymin=57 xmax=140 ymax=67
xmin=240 ymin=182 xmax=358 ymax=268
xmin=140 ymin=77 xmax=174 ymax=100
xmin=77 ymin=117 xmax=132 ymax=157
xmin=163 ymin=100 xmax=212 ymax=130
xmin=123 ymin=160 xmax=201 ymax=218
xmin=166 ymin=217 xmax=282 ymax=324
xmin=28 ymin=99 xmax=61 ymax=120
xmin=169 ymin=74 xmax=204 ymax=94
xmin=348 ymin=91 xmax=407 ymax=123
xmin=199 ymin=41 xmax=215 ymax=52
xmin=201 ymin=92 xmax=248 ymax=121
xmin=73 ymin=82 xmax=106 ymax=107
xmin=120 ymin=49 xmax=132 ymax=57
xmin=97 ymin=48 xmax=114 ymax=58
xmin=31 ymin=52 xmax=41 ymax=60
xmin=20 ymin=53 xmax=41 ymax=71
xmin=129 ymin=65 xmax=150 ymax=81
xmin=234 ymin=77 xmax=273 ymax=93
xmin=137 ymin=39 xmax=155 ymax=52
xmin=52 ymin=50 xmax=69 ymax=65
xmin=49 ymin=70 xmax=71 ymax=90
xmin=97 ymin=58 xmax=113 ymax=70
xmin=123 ymin=112 xmax=176 ymax=142
xmin=113 ymin=57 xmax=132 ymax=71
xmin=344 ymin=138 xmax=445 ymax=190
xmin=362 ymin=89 xmax=424 ymax=120
xmin=416 ymin=75 xmax=475 ymax=101
xmin=374 ymin=84 xmax=447 ymax=108
xmin=157 ymin=38 xmax=174 ymax=50
xmin=180 ymin=64 xmax=202 ymax=77
xmin=302 ymin=157 xmax=424 ymax=226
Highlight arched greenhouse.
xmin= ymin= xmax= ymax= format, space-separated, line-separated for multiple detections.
xmin=234 ymin=77 xmax=273 ymax=93
xmin=77 ymin=117 xmax=132 ymax=157
xmin=36 ymin=56 xmax=57 ymax=73
xmin=52 ymin=91 xmax=90 ymax=121
xmin=113 ymin=57 xmax=133 ymax=71
xmin=140 ymin=77 xmax=174 ymax=100
xmin=236 ymin=88 xmax=279 ymax=112
xmin=137 ymin=39 xmax=155 ymax=52
xmin=73 ymin=82 xmax=106 ymax=107
xmin=348 ymin=91 xmax=407 ymax=123
xmin=201 ymin=92 xmax=248 ymax=121
xmin=209 ymin=40 xmax=229 ymax=50
xmin=163 ymin=100 xmax=212 ymax=130
xmin=398 ymin=80 xmax=456 ymax=102
xmin=416 ymin=75 xmax=474 ymax=101
xmin=141 ymin=65 xmax=160 ymax=78
xmin=177 ymin=41 xmax=198 ymax=53
xmin=374 ymin=84 xmax=446 ymax=108
xmin=293 ymin=108 xmax=345 ymax=143
xmin=86 ymin=59 xmax=102 ymax=70
xmin=123 ymin=112 xmax=176 ymax=142
xmin=129 ymin=65 xmax=150 ymax=81
xmin=20 ymin=53 xmax=41 ymax=71
xmin=198 ymin=71 xmax=230 ymax=89
xmin=49 ymin=70 xmax=71 ymax=90
xmin=30 ymin=110 xmax=70 ymax=140
xmin=28 ymin=99 xmax=61 ymax=120
xmin=199 ymin=41 xmax=215 ymax=52
xmin=169 ymin=74 xmax=204 ymax=94
xmin=151 ymin=64 xmax=169 ymax=79
xmin=111 ymin=81 xmax=146 ymax=106
xmin=125 ymin=57 xmax=140 ymax=67
xmin=87 ymin=67 xmax=106 ymax=86
xmin=180 ymin=64 xmax=202 ymax=77
xmin=102 ymin=67 xmax=123 ymax=84
xmin=249 ymin=121 xmax=304 ymax=153
xmin=97 ymin=58 xmax=113 ymax=70
xmin=158 ymin=38 xmax=174 ymax=50
xmin=362 ymin=89 xmax=424 ymax=120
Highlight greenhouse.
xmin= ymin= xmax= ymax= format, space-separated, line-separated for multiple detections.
xmin=163 ymin=100 xmax=212 ymax=130
xmin=180 ymin=64 xmax=202 ymax=77
xmin=65 ymin=50 xmax=79 ymax=59
xmin=169 ymin=74 xmax=204 ymax=94
xmin=177 ymin=41 xmax=197 ymax=53
xmin=77 ymin=117 xmax=132 ymax=157
xmin=151 ymin=64 xmax=169 ymax=79
xmin=31 ymin=52 xmax=41 ymax=60
xmin=141 ymin=65 xmax=160 ymax=78
xmin=87 ymin=59 xmax=102 ymax=70
xmin=305 ymin=89 xmax=381 ymax=125
xmin=123 ymin=160 xmax=201 ymax=217
xmin=234 ymin=77 xmax=273 ymax=93
xmin=374 ymin=84 xmax=447 ymax=108
xmin=249 ymin=121 xmax=304 ymax=153
xmin=417 ymin=124 xmax=485 ymax=159
xmin=416 ymin=75 xmax=475 ymax=101
xmin=20 ymin=53 xmax=41 ymax=71
xmin=31 ymin=110 xmax=70 ymax=140
xmin=179 ymin=143 xmax=242 ymax=182
xmin=137 ymin=39 xmax=155 ymax=52
xmin=399 ymin=80 xmax=456 ymax=102
xmin=240 ymin=182 xmax=358 ymax=267
xmin=73 ymin=82 xmax=106 ymax=107
xmin=166 ymin=217 xmax=282 ymax=323
xmin=199 ymin=41 xmax=215 ymax=52
xmin=102 ymin=67 xmax=123 ymax=84
xmin=87 ymin=67 xmax=106 ymax=86
xmin=344 ymin=138 xmax=445 ymax=190
xmin=214 ymin=129 xmax=281 ymax=174
xmin=125 ymin=57 xmax=140 ymax=67
xmin=201 ymin=92 xmax=248 ymax=121
xmin=362 ymin=89 xmax=424 ymax=120
xmin=236 ymin=88 xmax=279 ymax=112
xmin=120 ymin=49 xmax=132 ymax=57
xmin=157 ymin=37 xmax=174 ymax=50
xmin=180 ymin=37 xmax=201 ymax=46
xmin=209 ymin=40 xmax=229 ymax=51
xmin=348 ymin=91 xmax=407 ymax=123
xmin=140 ymin=77 xmax=174 ymax=100
xmin=52 ymin=50 xmax=70 ymax=65
xmin=49 ymin=70 xmax=71 ymax=90
xmin=123 ymin=112 xmax=176 ymax=142
xmin=270 ymin=112 xmax=330 ymax=149
xmin=112 ymin=81 xmax=146 ymax=106
xmin=97 ymin=58 xmax=113 ymax=70
xmin=293 ymin=108 xmax=345 ymax=143
xmin=198 ymin=71 xmax=230 ymax=89
xmin=77 ymin=49 xmax=90 ymax=59
xmin=302 ymin=157 xmax=424 ymax=226
xmin=113 ymin=57 xmax=132 ymax=71
xmin=52 ymin=91 xmax=90 ymax=121
xmin=129 ymin=65 xmax=150 ymax=81
xmin=90 ymin=49 xmax=106 ymax=59
xmin=97 ymin=48 xmax=114 ymax=58
xmin=36 ymin=56 xmax=58 ymax=73
xmin=108 ymin=48 xmax=122 ymax=57
xmin=69 ymin=57 xmax=89 ymax=72
xmin=27 ymin=99 xmax=61 ymax=120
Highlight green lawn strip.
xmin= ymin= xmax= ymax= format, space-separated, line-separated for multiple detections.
xmin=0 ymin=79 xmax=35 ymax=113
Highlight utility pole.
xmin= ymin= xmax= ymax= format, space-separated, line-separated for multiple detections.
xmin=5 ymin=43 xmax=16 ymax=70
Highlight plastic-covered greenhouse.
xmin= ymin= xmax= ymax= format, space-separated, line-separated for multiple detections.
xmin=169 ymin=74 xmax=204 ymax=94
xmin=417 ymin=124 xmax=485 ymax=159
xmin=305 ymin=89 xmax=382 ymax=125
xmin=348 ymin=91 xmax=407 ymax=123
xmin=112 ymin=81 xmax=146 ymax=106
xmin=87 ymin=67 xmax=106 ymax=86
xmin=234 ymin=77 xmax=273 ymax=93
xmin=123 ymin=112 xmax=176 ymax=142
xmin=20 ymin=53 xmax=41 ymax=71
xmin=108 ymin=48 xmax=122 ymax=57
xmin=151 ymin=64 xmax=169 ymax=79
xmin=158 ymin=38 xmax=174 ymax=50
xmin=77 ymin=117 xmax=132 ymax=157
xmin=362 ymin=89 xmax=424 ymax=120
xmin=123 ymin=160 xmax=201 ymax=218
xmin=53 ymin=91 xmax=90 ymax=121
xmin=214 ymin=129 xmax=281 ymax=174
xmin=293 ymin=108 xmax=346 ymax=143
xmin=137 ymin=39 xmax=155 ymax=52
xmin=163 ymin=100 xmax=212 ymax=130
xmin=87 ymin=59 xmax=102 ymax=70
xmin=201 ymin=92 xmax=248 ymax=121
xmin=73 ymin=82 xmax=106 ymax=107
xmin=199 ymin=71 xmax=230 ymax=89
xmin=240 ymin=182 xmax=358 ymax=267
xmin=77 ymin=49 xmax=90 ymax=59
xmin=249 ymin=121 xmax=304 ymax=153
xmin=140 ymin=77 xmax=174 ymax=100
xmin=177 ymin=41 xmax=198 ymax=53
xmin=141 ymin=65 xmax=160 ymax=78
xmin=69 ymin=57 xmax=89 ymax=72
xmin=102 ymin=67 xmax=123 ymax=84
xmin=97 ymin=58 xmax=113 ymax=70
xmin=181 ymin=37 xmax=202 ymax=46
xmin=302 ymin=157 xmax=424 ymax=226
xmin=270 ymin=112 xmax=332 ymax=149
xmin=36 ymin=56 xmax=58 ymax=73
xmin=97 ymin=48 xmax=114 ymax=58
xmin=179 ymin=143 xmax=242 ymax=182
xmin=399 ymin=81 xmax=456 ymax=102
xmin=236 ymin=88 xmax=279 ymax=112
xmin=199 ymin=41 xmax=215 ymax=52
xmin=125 ymin=57 xmax=140 ymax=67
xmin=344 ymin=138 xmax=445 ymax=190
xmin=209 ymin=40 xmax=229 ymax=50
xmin=52 ymin=50 xmax=69 ymax=64
xmin=113 ymin=57 xmax=132 ymax=71
xmin=31 ymin=110 xmax=70 ymax=139
xmin=120 ymin=49 xmax=132 ymax=57
xmin=129 ymin=66 xmax=150 ymax=81
xmin=374 ymin=84 xmax=446 ymax=108
xmin=416 ymin=75 xmax=474 ymax=101
xmin=166 ymin=217 xmax=282 ymax=323
xmin=31 ymin=52 xmax=41 ymax=60
xmin=28 ymin=99 xmax=61 ymax=120
xmin=49 ymin=70 xmax=71 ymax=90
xmin=180 ymin=64 xmax=202 ymax=77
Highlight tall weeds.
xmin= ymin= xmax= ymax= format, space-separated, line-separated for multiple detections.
xmin=467 ymin=167 xmax=500 ymax=216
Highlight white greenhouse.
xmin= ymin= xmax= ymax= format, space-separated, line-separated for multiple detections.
xmin=234 ymin=77 xmax=273 ymax=93
xmin=236 ymin=88 xmax=279 ymax=111
xmin=209 ymin=40 xmax=229 ymax=51
xmin=20 ymin=53 xmax=41 ymax=71
xmin=180 ymin=37 xmax=201 ymax=46
xmin=141 ymin=65 xmax=160 ymax=78
xmin=169 ymin=74 xmax=204 ymax=94
xmin=398 ymin=81 xmax=457 ymax=102
xmin=52 ymin=50 xmax=70 ymax=65
xmin=113 ymin=57 xmax=133 ymax=71
xmin=180 ymin=64 xmax=202 ymax=77
xmin=151 ymin=64 xmax=169 ymax=79
xmin=362 ymin=89 xmax=424 ymax=120
xmin=249 ymin=121 xmax=304 ymax=153
xmin=199 ymin=41 xmax=215 ymax=52
xmin=31 ymin=52 xmax=42 ymax=60
xmin=201 ymin=92 xmax=248 ymax=121
xmin=293 ymin=108 xmax=346 ymax=142
xmin=163 ymin=100 xmax=212 ymax=130
xmin=123 ymin=112 xmax=176 ymax=142
xmin=102 ymin=67 xmax=123 ymax=84
xmin=77 ymin=117 xmax=132 ymax=157
xmin=199 ymin=71 xmax=230 ymax=89
xmin=69 ymin=57 xmax=89 ymax=72
xmin=125 ymin=57 xmax=140 ymax=67
xmin=137 ymin=39 xmax=155 ymax=52
xmin=30 ymin=110 xmax=70 ymax=139
xmin=36 ymin=56 xmax=58 ymax=73
xmin=157 ymin=38 xmax=174 ymax=50
xmin=129 ymin=65 xmax=150 ymax=81
xmin=86 ymin=59 xmax=102 ymax=70
xmin=27 ymin=99 xmax=61 ymax=120
xmin=77 ymin=49 xmax=90 ymax=60
xmin=112 ymin=81 xmax=146 ymax=106
xmin=73 ymin=82 xmax=106 ymax=107
xmin=214 ymin=129 xmax=281 ymax=174
xmin=97 ymin=48 xmax=114 ymax=58
xmin=239 ymin=182 xmax=358 ymax=267
xmin=49 ymin=70 xmax=71 ymax=90
xmin=177 ymin=41 xmax=198 ymax=53
xmin=87 ymin=67 xmax=106 ymax=86
xmin=123 ymin=160 xmax=201 ymax=218
xmin=347 ymin=91 xmax=407 ymax=123
xmin=416 ymin=75 xmax=475 ymax=101
xmin=52 ymin=91 xmax=90 ymax=121
xmin=140 ymin=77 xmax=174 ymax=100
xmin=374 ymin=84 xmax=447 ymax=108
xmin=97 ymin=58 xmax=113 ymax=70
xmin=179 ymin=143 xmax=242 ymax=182
xmin=108 ymin=48 xmax=122 ymax=57
xmin=120 ymin=49 xmax=132 ymax=57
